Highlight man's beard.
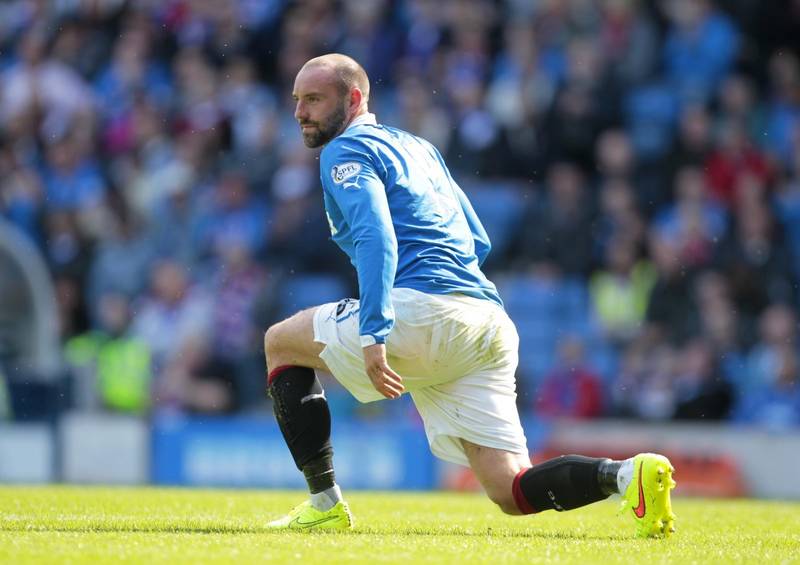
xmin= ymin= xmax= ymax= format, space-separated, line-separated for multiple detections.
xmin=301 ymin=103 xmax=347 ymax=148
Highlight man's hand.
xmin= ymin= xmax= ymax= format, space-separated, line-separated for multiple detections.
xmin=363 ymin=343 xmax=404 ymax=399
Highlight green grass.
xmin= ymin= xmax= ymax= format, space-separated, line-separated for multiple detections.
xmin=1 ymin=487 xmax=799 ymax=564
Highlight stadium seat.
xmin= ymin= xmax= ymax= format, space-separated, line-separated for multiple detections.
xmin=625 ymin=83 xmax=679 ymax=159
xmin=276 ymin=274 xmax=351 ymax=319
xmin=461 ymin=182 xmax=525 ymax=265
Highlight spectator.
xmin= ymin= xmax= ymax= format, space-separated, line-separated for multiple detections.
xmin=673 ymin=337 xmax=733 ymax=420
xmin=593 ymin=178 xmax=646 ymax=261
xmin=544 ymin=36 xmax=613 ymax=169
xmin=487 ymin=21 xmax=555 ymax=127
xmin=388 ymin=74 xmax=451 ymax=151
xmin=765 ymin=51 xmax=800 ymax=167
xmin=194 ymin=168 xmax=269 ymax=259
xmin=595 ymin=129 xmax=636 ymax=183
xmin=116 ymin=102 xmax=186 ymax=219
xmin=535 ymin=336 xmax=604 ymax=419
xmin=218 ymin=55 xmax=279 ymax=158
xmin=662 ymin=0 xmax=739 ymax=105
xmin=400 ymin=0 xmax=445 ymax=74
xmin=40 ymin=135 xmax=107 ymax=216
xmin=600 ymin=0 xmax=658 ymax=86
xmin=513 ymin=162 xmax=595 ymax=278
xmin=65 ymin=293 xmax=152 ymax=413
xmin=692 ymin=270 xmax=748 ymax=373
xmin=171 ymin=46 xmax=225 ymax=149
xmin=705 ymin=120 xmax=772 ymax=207
xmin=94 ymin=25 xmax=172 ymax=141
xmin=144 ymin=149 xmax=202 ymax=267
xmin=714 ymin=194 xmax=796 ymax=329
xmin=644 ymin=233 xmax=698 ymax=345
xmin=336 ymin=0 xmax=399 ymax=87
xmin=485 ymin=21 xmax=553 ymax=178
xmin=43 ymin=211 xmax=94 ymax=282
xmin=1 ymin=26 xmax=94 ymax=131
xmin=206 ymin=233 xmax=279 ymax=409
xmin=773 ymin=136 xmax=800 ymax=277
xmin=0 ymin=0 xmax=797 ymax=428
xmin=264 ymin=148 xmax=349 ymax=275
xmin=0 ymin=157 xmax=45 ymax=244
xmin=158 ymin=336 xmax=238 ymax=414
xmin=735 ymin=344 xmax=800 ymax=429
xmin=589 ymin=237 xmax=656 ymax=345
xmin=741 ymin=304 xmax=800 ymax=394
xmin=208 ymin=236 xmax=268 ymax=362
xmin=675 ymin=104 xmax=714 ymax=166
xmin=53 ymin=273 xmax=90 ymax=344
xmin=716 ymin=74 xmax=766 ymax=145
xmin=130 ymin=259 xmax=212 ymax=376
xmin=444 ymin=76 xmax=512 ymax=179
xmin=87 ymin=199 xmax=157 ymax=315
xmin=653 ymin=165 xmax=727 ymax=268
xmin=613 ymin=340 xmax=678 ymax=420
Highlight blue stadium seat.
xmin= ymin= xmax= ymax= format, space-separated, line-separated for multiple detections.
xmin=462 ymin=183 xmax=526 ymax=261
xmin=497 ymin=274 xmax=602 ymax=383
xmin=625 ymin=83 xmax=679 ymax=159
xmin=277 ymin=274 xmax=351 ymax=319
xmin=498 ymin=275 xmax=561 ymax=381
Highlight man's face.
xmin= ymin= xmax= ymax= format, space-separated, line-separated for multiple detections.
xmin=293 ymin=66 xmax=349 ymax=148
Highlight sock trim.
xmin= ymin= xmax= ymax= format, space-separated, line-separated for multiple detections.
xmin=512 ymin=467 xmax=537 ymax=515
xmin=268 ymin=365 xmax=296 ymax=386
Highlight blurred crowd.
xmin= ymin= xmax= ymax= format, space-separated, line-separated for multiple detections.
xmin=1 ymin=0 xmax=799 ymax=428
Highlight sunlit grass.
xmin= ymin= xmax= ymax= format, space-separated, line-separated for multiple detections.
xmin=1 ymin=486 xmax=798 ymax=564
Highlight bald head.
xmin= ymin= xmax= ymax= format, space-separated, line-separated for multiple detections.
xmin=301 ymin=53 xmax=370 ymax=104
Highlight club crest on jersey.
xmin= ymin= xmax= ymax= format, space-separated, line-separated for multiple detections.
xmin=331 ymin=162 xmax=361 ymax=185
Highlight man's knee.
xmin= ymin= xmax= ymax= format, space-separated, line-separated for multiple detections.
xmin=460 ymin=441 xmax=528 ymax=516
xmin=483 ymin=482 xmax=522 ymax=515
xmin=264 ymin=322 xmax=282 ymax=358
xmin=265 ymin=321 xmax=295 ymax=371
xmin=263 ymin=309 xmax=327 ymax=372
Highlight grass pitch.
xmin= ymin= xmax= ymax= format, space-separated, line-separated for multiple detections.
xmin=1 ymin=487 xmax=798 ymax=564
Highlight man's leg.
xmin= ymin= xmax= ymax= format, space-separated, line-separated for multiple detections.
xmin=461 ymin=440 xmax=676 ymax=537
xmin=264 ymin=308 xmax=351 ymax=529
xmin=459 ymin=440 xmax=530 ymax=515
xmin=462 ymin=439 xmax=618 ymax=515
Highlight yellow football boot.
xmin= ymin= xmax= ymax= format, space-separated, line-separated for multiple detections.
xmin=266 ymin=500 xmax=353 ymax=531
xmin=621 ymin=453 xmax=677 ymax=538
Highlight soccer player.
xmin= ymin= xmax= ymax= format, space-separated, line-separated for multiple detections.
xmin=264 ymin=53 xmax=676 ymax=537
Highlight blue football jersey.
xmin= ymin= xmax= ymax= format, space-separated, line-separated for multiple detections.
xmin=319 ymin=113 xmax=502 ymax=346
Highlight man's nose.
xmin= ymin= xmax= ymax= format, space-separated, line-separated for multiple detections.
xmin=295 ymin=101 xmax=306 ymax=121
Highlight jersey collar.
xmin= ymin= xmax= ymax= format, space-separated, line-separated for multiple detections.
xmin=346 ymin=112 xmax=377 ymax=130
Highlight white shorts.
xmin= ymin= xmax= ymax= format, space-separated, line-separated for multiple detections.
xmin=312 ymin=287 xmax=528 ymax=466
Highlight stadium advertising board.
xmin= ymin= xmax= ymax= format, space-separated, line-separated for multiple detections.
xmin=152 ymin=415 xmax=436 ymax=489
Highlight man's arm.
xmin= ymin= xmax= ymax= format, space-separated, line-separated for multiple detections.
xmin=321 ymin=139 xmax=404 ymax=398
xmin=322 ymin=139 xmax=397 ymax=345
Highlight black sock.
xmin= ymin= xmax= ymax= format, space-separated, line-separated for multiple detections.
xmin=268 ymin=365 xmax=335 ymax=494
xmin=512 ymin=455 xmax=611 ymax=514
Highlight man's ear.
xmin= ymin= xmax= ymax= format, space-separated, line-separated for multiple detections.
xmin=349 ymin=88 xmax=364 ymax=113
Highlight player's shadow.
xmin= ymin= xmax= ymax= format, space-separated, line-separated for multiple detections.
xmin=0 ymin=522 xmax=263 ymax=534
xmin=353 ymin=527 xmax=629 ymax=541
xmin=1 ymin=522 xmax=629 ymax=541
